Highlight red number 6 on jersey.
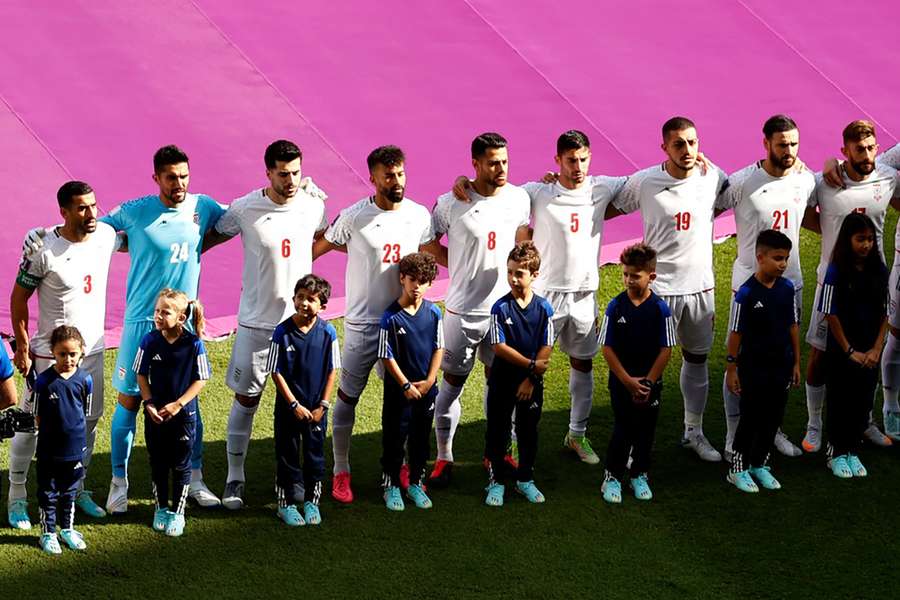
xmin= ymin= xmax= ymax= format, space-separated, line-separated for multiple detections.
xmin=281 ymin=238 xmax=291 ymax=258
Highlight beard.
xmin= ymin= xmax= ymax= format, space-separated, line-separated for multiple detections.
xmin=851 ymin=158 xmax=875 ymax=176
xmin=770 ymin=151 xmax=795 ymax=170
xmin=382 ymin=186 xmax=404 ymax=203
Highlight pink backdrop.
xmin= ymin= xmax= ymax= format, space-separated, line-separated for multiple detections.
xmin=1 ymin=1 xmax=897 ymax=345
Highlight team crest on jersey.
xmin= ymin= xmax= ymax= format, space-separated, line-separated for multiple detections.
xmin=193 ymin=212 xmax=201 ymax=225
xmin=873 ymin=184 xmax=883 ymax=203
xmin=117 ymin=366 xmax=126 ymax=379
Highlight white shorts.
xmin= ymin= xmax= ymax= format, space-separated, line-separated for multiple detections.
xmin=542 ymin=290 xmax=600 ymax=360
xmin=440 ymin=312 xmax=494 ymax=376
xmin=889 ymin=263 xmax=900 ymax=330
xmin=806 ymin=284 xmax=828 ymax=352
xmin=226 ymin=325 xmax=274 ymax=396
xmin=660 ymin=290 xmax=716 ymax=355
xmin=23 ymin=351 xmax=104 ymax=420
xmin=726 ymin=286 xmax=803 ymax=348
xmin=338 ymin=321 xmax=383 ymax=399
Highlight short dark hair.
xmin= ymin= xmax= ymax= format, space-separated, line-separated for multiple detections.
xmin=507 ymin=240 xmax=541 ymax=273
xmin=294 ymin=274 xmax=332 ymax=306
xmin=662 ymin=116 xmax=696 ymax=141
xmin=842 ymin=119 xmax=876 ymax=144
xmin=264 ymin=140 xmax=302 ymax=169
xmin=56 ymin=180 xmax=93 ymax=208
xmin=620 ymin=243 xmax=657 ymax=271
xmin=762 ymin=114 xmax=798 ymax=139
xmin=153 ymin=145 xmax=189 ymax=173
xmin=471 ymin=132 xmax=508 ymax=159
xmin=556 ymin=130 xmax=591 ymax=156
xmin=756 ymin=229 xmax=792 ymax=253
xmin=366 ymin=145 xmax=405 ymax=172
xmin=399 ymin=252 xmax=438 ymax=284
xmin=49 ymin=324 xmax=85 ymax=352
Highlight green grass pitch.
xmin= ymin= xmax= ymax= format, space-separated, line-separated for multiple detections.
xmin=2 ymin=215 xmax=898 ymax=599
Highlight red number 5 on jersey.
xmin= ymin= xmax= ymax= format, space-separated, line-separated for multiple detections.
xmin=570 ymin=213 xmax=579 ymax=233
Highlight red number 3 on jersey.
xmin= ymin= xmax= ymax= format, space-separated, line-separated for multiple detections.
xmin=83 ymin=274 xmax=92 ymax=294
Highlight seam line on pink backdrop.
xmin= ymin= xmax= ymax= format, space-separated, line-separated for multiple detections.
xmin=737 ymin=0 xmax=896 ymax=142
xmin=461 ymin=0 xmax=639 ymax=170
xmin=0 ymin=92 xmax=73 ymax=179
xmin=187 ymin=0 xmax=371 ymax=186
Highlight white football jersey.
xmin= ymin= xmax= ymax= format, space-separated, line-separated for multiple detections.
xmin=17 ymin=223 xmax=119 ymax=356
xmin=525 ymin=175 xmax=627 ymax=293
xmin=716 ymin=162 xmax=816 ymax=291
xmin=878 ymin=143 xmax=900 ymax=170
xmin=613 ymin=163 xmax=728 ymax=296
xmin=811 ymin=164 xmax=899 ymax=283
xmin=433 ymin=184 xmax=530 ymax=315
xmin=325 ymin=197 xmax=434 ymax=324
xmin=215 ymin=188 xmax=327 ymax=330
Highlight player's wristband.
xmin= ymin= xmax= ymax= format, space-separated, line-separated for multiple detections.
xmin=846 ymin=347 xmax=855 ymax=357
xmin=289 ymin=400 xmax=299 ymax=411
xmin=725 ymin=355 xmax=737 ymax=364
xmin=319 ymin=400 xmax=331 ymax=410
xmin=528 ymin=359 xmax=536 ymax=372
xmin=402 ymin=381 xmax=412 ymax=391
xmin=142 ymin=398 xmax=153 ymax=408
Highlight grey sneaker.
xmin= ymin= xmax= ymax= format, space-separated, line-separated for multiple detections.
xmin=774 ymin=429 xmax=802 ymax=457
xmin=681 ymin=432 xmax=722 ymax=462
xmin=222 ymin=480 xmax=244 ymax=510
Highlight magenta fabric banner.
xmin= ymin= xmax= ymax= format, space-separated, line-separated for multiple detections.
xmin=1 ymin=1 xmax=896 ymax=346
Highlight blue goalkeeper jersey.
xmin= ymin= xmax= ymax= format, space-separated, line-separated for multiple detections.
xmin=101 ymin=193 xmax=224 ymax=323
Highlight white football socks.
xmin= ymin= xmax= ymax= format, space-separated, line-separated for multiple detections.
xmin=681 ymin=360 xmax=709 ymax=436
xmin=434 ymin=382 xmax=463 ymax=462
xmin=331 ymin=398 xmax=356 ymax=474
xmin=568 ymin=369 xmax=593 ymax=436
xmin=7 ymin=430 xmax=37 ymax=501
xmin=805 ymin=383 xmax=825 ymax=430
xmin=882 ymin=333 xmax=900 ymax=415
xmin=225 ymin=400 xmax=258 ymax=483
xmin=722 ymin=377 xmax=741 ymax=453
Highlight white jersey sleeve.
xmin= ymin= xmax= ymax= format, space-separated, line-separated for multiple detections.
xmin=431 ymin=195 xmax=453 ymax=239
xmin=214 ymin=201 xmax=244 ymax=237
xmin=877 ymin=143 xmax=900 ymax=170
xmin=611 ymin=171 xmax=645 ymax=215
